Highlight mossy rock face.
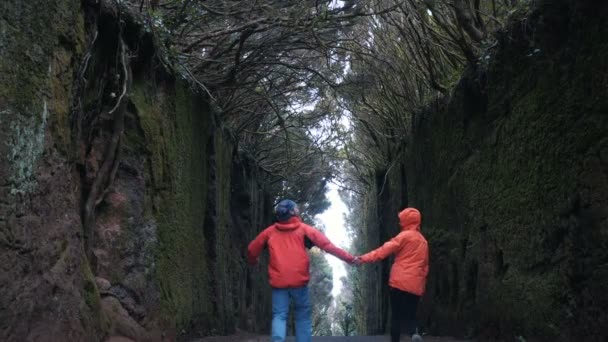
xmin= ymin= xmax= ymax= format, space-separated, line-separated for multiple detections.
xmin=132 ymin=78 xmax=215 ymax=333
xmin=403 ymin=2 xmax=608 ymax=340
xmin=0 ymin=1 xmax=275 ymax=340
xmin=123 ymin=76 xmax=273 ymax=338
xmin=0 ymin=0 xmax=102 ymax=341
xmin=351 ymin=1 xmax=608 ymax=340
xmin=0 ymin=0 xmax=84 ymax=195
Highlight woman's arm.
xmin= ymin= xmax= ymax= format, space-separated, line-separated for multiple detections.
xmin=359 ymin=233 xmax=404 ymax=263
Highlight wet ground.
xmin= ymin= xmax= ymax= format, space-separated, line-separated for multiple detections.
xmin=192 ymin=334 xmax=472 ymax=342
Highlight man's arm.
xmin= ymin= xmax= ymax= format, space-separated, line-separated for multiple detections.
xmin=247 ymin=227 xmax=271 ymax=265
xmin=304 ymin=226 xmax=355 ymax=263
xmin=359 ymin=233 xmax=404 ymax=263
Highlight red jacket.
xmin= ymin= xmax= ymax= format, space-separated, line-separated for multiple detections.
xmin=360 ymin=208 xmax=429 ymax=296
xmin=247 ymin=216 xmax=354 ymax=288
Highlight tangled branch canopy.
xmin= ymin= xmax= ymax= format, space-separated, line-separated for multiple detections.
xmin=131 ymin=0 xmax=527 ymax=196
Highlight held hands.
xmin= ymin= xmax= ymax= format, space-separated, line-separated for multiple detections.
xmin=351 ymin=256 xmax=363 ymax=266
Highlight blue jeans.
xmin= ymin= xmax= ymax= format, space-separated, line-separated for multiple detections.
xmin=271 ymin=286 xmax=311 ymax=342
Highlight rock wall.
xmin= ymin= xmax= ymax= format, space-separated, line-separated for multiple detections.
xmin=0 ymin=0 xmax=97 ymax=340
xmin=1 ymin=1 xmax=273 ymax=341
xmin=405 ymin=1 xmax=608 ymax=340
xmin=353 ymin=165 xmax=408 ymax=335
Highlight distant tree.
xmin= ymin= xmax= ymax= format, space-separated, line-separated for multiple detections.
xmin=309 ymin=246 xmax=334 ymax=336
xmin=332 ymin=276 xmax=357 ymax=336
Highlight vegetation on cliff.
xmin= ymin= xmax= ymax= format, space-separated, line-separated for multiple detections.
xmin=336 ymin=0 xmax=608 ymax=340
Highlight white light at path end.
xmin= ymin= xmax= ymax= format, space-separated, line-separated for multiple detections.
xmin=316 ymin=183 xmax=351 ymax=298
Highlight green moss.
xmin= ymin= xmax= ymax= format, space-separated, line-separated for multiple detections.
xmin=212 ymin=129 xmax=236 ymax=332
xmin=402 ymin=12 xmax=608 ymax=339
xmin=81 ymin=255 xmax=111 ymax=335
xmin=48 ymin=49 xmax=76 ymax=153
xmin=130 ymin=79 xmax=215 ymax=333
xmin=82 ymin=258 xmax=100 ymax=310
xmin=1 ymin=0 xmax=85 ymax=194
xmin=130 ymin=81 xmax=172 ymax=187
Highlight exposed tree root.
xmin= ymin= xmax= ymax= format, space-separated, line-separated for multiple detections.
xmin=82 ymin=32 xmax=130 ymax=264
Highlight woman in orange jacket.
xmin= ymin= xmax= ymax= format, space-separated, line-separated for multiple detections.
xmin=356 ymin=207 xmax=429 ymax=342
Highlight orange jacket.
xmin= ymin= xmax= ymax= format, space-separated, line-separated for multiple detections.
xmin=248 ymin=216 xmax=355 ymax=288
xmin=360 ymin=208 xmax=429 ymax=296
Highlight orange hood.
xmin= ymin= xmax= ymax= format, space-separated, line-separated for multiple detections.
xmin=398 ymin=208 xmax=421 ymax=231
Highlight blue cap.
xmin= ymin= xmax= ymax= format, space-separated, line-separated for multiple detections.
xmin=275 ymin=199 xmax=298 ymax=221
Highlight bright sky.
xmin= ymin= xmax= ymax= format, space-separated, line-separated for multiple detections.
xmin=316 ymin=183 xmax=351 ymax=297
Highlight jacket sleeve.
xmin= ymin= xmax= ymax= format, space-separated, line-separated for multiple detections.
xmin=247 ymin=227 xmax=271 ymax=265
xmin=360 ymin=233 xmax=404 ymax=263
xmin=304 ymin=226 xmax=355 ymax=263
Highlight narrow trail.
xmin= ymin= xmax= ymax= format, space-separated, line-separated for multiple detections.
xmin=192 ymin=334 xmax=471 ymax=342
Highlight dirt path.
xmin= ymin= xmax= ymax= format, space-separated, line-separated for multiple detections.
xmin=192 ymin=334 xmax=472 ymax=342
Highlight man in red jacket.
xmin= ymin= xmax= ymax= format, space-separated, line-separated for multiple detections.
xmin=247 ymin=199 xmax=355 ymax=342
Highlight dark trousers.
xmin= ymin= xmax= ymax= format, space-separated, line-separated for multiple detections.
xmin=390 ymin=287 xmax=420 ymax=342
